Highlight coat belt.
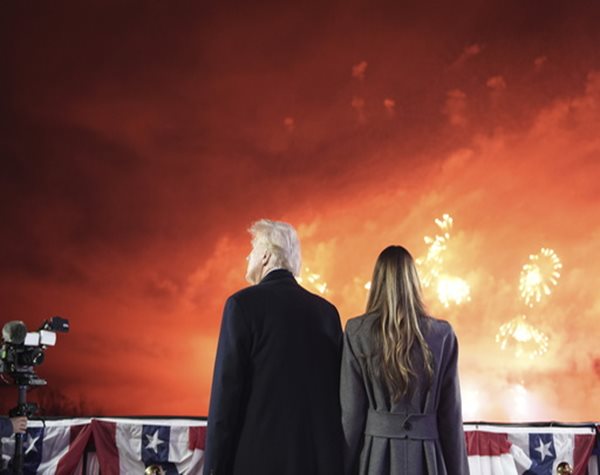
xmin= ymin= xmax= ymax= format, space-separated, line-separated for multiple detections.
xmin=364 ymin=410 xmax=439 ymax=440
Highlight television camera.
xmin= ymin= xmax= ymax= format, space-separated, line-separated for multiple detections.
xmin=0 ymin=316 xmax=69 ymax=475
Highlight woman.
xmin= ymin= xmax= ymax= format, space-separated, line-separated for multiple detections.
xmin=341 ymin=246 xmax=469 ymax=475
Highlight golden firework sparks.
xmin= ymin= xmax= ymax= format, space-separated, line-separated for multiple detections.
xmin=416 ymin=214 xmax=453 ymax=288
xmin=495 ymin=315 xmax=549 ymax=359
xmin=297 ymin=267 xmax=329 ymax=295
xmin=416 ymin=214 xmax=471 ymax=308
xmin=519 ymin=248 xmax=562 ymax=307
xmin=437 ymin=276 xmax=471 ymax=307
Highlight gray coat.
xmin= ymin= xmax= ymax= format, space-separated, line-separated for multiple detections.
xmin=340 ymin=314 xmax=469 ymax=475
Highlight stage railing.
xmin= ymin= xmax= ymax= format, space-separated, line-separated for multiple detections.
xmin=1 ymin=417 xmax=598 ymax=474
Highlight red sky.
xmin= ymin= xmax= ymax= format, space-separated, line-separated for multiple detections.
xmin=1 ymin=0 xmax=600 ymax=421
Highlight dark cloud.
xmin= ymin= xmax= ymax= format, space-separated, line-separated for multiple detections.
xmin=443 ymin=89 xmax=468 ymax=126
xmin=1 ymin=0 xmax=600 ymax=418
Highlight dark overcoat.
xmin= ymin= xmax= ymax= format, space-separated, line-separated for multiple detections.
xmin=203 ymin=269 xmax=344 ymax=475
xmin=341 ymin=314 xmax=469 ymax=475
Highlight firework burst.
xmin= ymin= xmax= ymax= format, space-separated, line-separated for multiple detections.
xmin=495 ymin=314 xmax=549 ymax=360
xmin=416 ymin=214 xmax=453 ymax=288
xmin=437 ymin=276 xmax=471 ymax=307
xmin=416 ymin=214 xmax=471 ymax=307
xmin=519 ymin=248 xmax=562 ymax=307
xmin=297 ymin=267 xmax=329 ymax=295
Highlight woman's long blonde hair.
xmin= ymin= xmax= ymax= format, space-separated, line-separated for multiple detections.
xmin=366 ymin=245 xmax=434 ymax=401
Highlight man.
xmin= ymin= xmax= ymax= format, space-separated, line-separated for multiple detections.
xmin=0 ymin=416 xmax=27 ymax=474
xmin=203 ymin=219 xmax=344 ymax=475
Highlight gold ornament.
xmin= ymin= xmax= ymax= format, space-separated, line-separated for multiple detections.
xmin=556 ymin=461 xmax=573 ymax=474
xmin=145 ymin=465 xmax=165 ymax=475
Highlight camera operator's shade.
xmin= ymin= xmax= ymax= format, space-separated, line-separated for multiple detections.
xmin=2 ymin=321 xmax=27 ymax=345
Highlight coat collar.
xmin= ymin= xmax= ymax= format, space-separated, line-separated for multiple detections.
xmin=259 ymin=268 xmax=296 ymax=284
